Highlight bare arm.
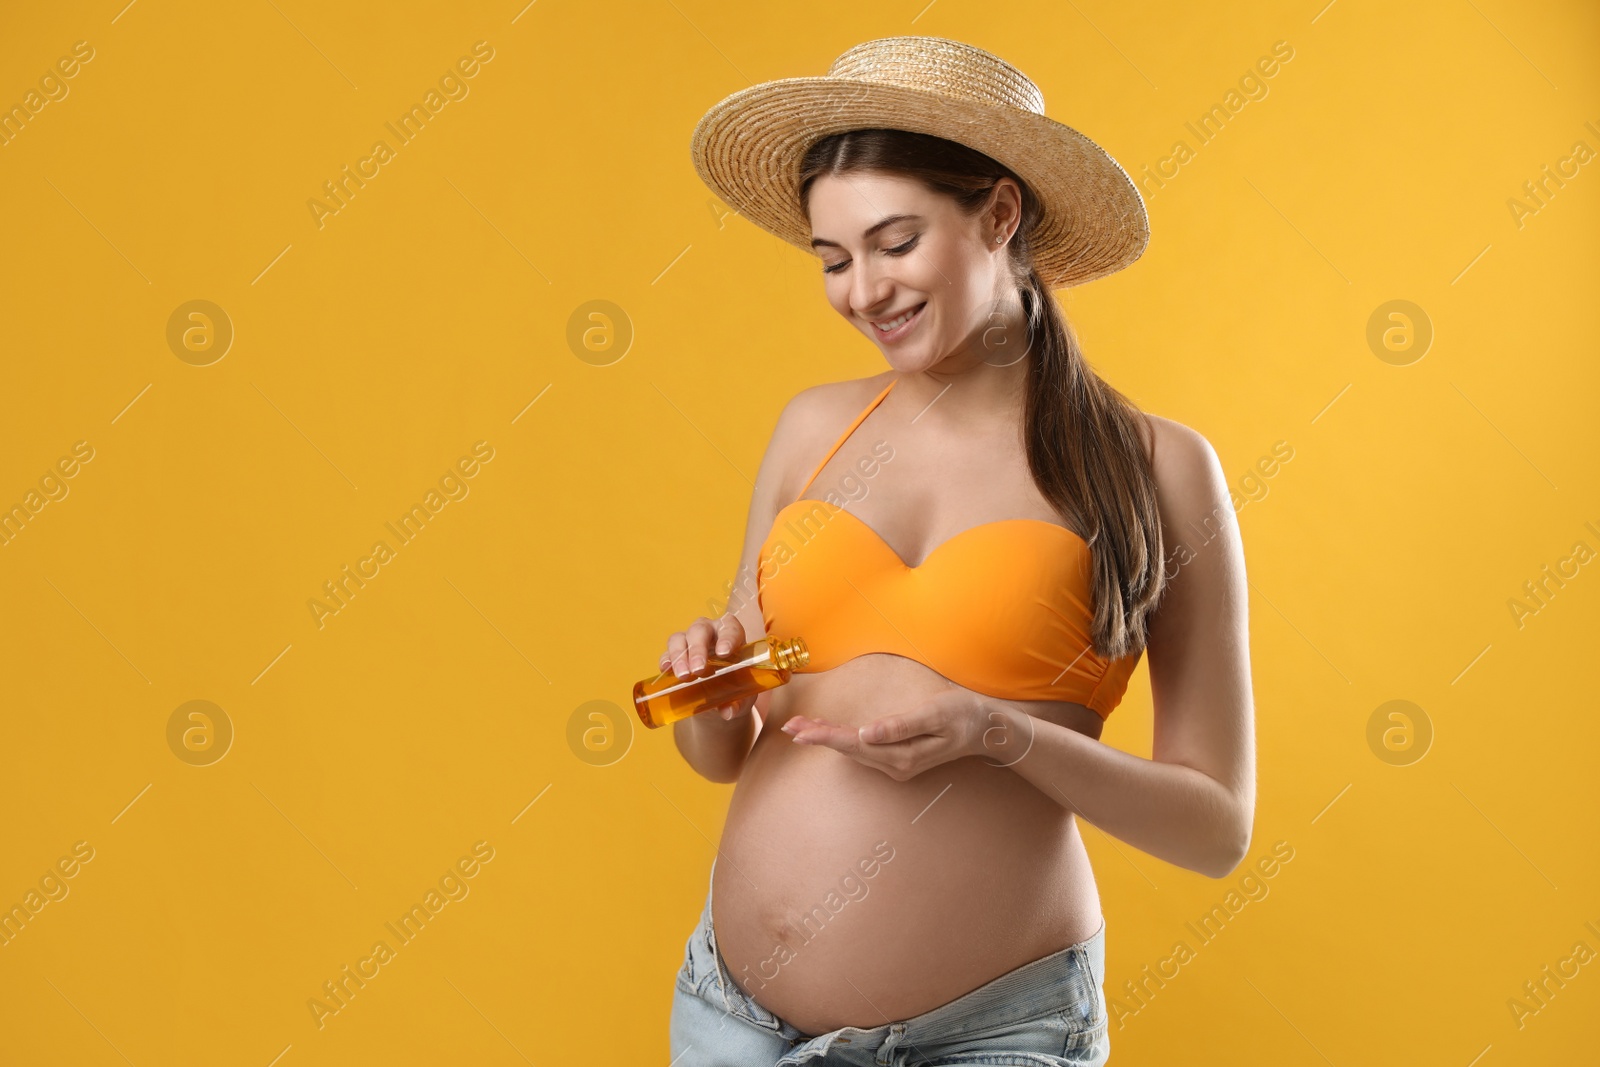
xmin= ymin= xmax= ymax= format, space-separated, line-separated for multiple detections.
xmin=983 ymin=419 xmax=1257 ymax=877
xmin=670 ymin=390 xmax=821 ymax=784
xmin=668 ymin=617 xmax=767 ymax=784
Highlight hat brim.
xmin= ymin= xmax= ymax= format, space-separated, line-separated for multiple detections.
xmin=690 ymin=76 xmax=1149 ymax=289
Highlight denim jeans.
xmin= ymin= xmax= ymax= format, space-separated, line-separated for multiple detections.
xmin=669 ymin=860 xmax=1111 ymax=1066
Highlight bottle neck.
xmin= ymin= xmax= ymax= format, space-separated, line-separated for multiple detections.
xmin=768 ymin=637 xmax=809 ymax=671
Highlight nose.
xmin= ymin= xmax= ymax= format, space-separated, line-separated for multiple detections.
xmin=847 ymin=255 xmax=895 ymax=321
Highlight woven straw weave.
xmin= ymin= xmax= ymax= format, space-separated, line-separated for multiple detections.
xmin=690 ymin=36 xmax=1149 ymax=290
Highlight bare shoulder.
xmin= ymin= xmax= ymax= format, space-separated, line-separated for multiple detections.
xmin=1139 ymin=415 xmax=1235 ymax=550
xmin=1142 ymin=412 xmax=1230 ymax=521
xmin=766 ymin=371 xmax=896 ymax=500
xmin=772 ymin=372 xmax=895 ymax=462
xmin=779 ymin=370 xmax=896 ymax=429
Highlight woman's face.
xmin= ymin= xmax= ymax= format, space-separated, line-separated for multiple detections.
xmin=807 ymin=170 xmax=1019 ymax=374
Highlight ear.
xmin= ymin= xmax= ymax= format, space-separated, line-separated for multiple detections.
xmin=988 ymin=177 xmax=1024 ymax=239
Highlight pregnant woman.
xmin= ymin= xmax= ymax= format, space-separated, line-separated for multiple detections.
xmin=665 ymin=36 xmax=1254 ymax=1066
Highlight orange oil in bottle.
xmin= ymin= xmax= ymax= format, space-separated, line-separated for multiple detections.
xmin=633 ymin=636 xmax=809 ymax=729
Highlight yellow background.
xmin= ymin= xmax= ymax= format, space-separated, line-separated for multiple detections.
xmin=2 ymin=1 xmax=1596 ymax=1063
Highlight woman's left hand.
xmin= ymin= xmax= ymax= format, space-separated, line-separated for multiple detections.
xmin=779 ymin=687 xmax=1015 ymax=780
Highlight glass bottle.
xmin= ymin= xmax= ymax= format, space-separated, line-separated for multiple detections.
xmin=634 ymin=636 xmax=809 ymax=729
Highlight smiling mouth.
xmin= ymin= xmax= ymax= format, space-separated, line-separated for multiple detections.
xmin=871 ymin=302 xmax=926 ymax=332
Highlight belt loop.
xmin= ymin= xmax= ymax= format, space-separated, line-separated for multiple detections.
xmin=875 ymin=1021 xmax=907 ymax=1066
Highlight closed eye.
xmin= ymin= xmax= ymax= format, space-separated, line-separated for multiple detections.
xmin=822 ymin=235 xmax=920 ymax=275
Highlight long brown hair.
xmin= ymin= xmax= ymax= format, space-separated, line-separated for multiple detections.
xmin=798 ymin=128 xmax=1165 ymax=660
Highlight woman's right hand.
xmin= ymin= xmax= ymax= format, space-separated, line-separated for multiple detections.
xmin=661 ymin=614 xmax=757 ymax=722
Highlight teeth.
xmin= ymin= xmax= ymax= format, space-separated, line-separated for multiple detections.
xmin=873 ymin=304 xmax=922 ymax=332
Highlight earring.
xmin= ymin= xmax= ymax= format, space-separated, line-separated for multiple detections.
xmin=995 ymin=235 xmax=1004 ymax=243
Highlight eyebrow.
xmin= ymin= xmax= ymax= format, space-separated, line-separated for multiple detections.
xmin=810 ymin=214 xmax=924 ymax=250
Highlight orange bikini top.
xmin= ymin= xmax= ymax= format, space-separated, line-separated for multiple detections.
xmin=757 ymin=377 xmax=1141 ymax=718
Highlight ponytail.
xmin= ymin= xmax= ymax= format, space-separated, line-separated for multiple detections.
xmin=1017 ymin=265 xmax=1163 ymax=659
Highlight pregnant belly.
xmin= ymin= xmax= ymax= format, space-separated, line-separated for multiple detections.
xmin=711 ymin=655 xmax=1105 ymax=1037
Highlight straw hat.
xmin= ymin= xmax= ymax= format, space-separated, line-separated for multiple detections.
xmin=689 ymin=35 xmax=1149 ymax=290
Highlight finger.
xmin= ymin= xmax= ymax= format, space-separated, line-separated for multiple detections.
xmin=780 ymin=714 xmax=837 ymax=735
xmin=862 ymin=691 xmax=970 ymax=744
xmin=684 ymin=617 xmax=718 ymax=673
xmin=859 ymin=715 xmax=915 ymax=745
xmin=664 ymin=632 xmax=691 ymax=678
xmin=784 ymin=718 xmax=865 ymax=752
xmin=859 ymin=705 xmax=949 ymax=744
xmin=714 ymin=614 xmax=745 ymax=657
